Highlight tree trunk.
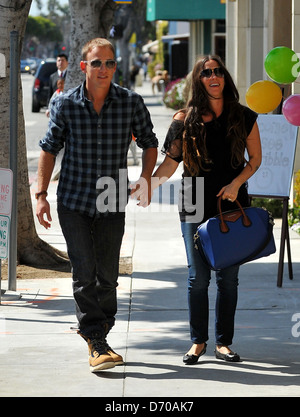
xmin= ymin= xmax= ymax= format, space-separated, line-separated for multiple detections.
xmin=0 ymin=0 xmax=69 ymax=268
xmin=65 ymin=0 xmax=117 ymax=90
xmin=115 ymin=5 xmax=135 ymax=89
xmin=114 ymin=1 xmax=148 ymax=89
xmin=0 ymin=0 xmax=117 ymax=270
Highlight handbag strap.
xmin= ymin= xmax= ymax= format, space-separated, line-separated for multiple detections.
xmin=218 ymin=196 xmax=252 ymax=233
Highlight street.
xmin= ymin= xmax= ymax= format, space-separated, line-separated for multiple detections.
xmin=22 ymin=73 xmax=49 ymax=182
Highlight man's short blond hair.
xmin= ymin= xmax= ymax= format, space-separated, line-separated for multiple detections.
xmin=81 ymin=38 xmax=115 ymax=61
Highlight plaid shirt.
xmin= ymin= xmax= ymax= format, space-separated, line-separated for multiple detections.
xmin=39 ymin=82 xmax=158 ymax=216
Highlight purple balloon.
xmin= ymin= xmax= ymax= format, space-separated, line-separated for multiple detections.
xmin=282 ymin=94 xmax=300 ymax=126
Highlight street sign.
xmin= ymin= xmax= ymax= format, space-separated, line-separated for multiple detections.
xmin=0 ymin=215 xmax=10 ymax=259
xmin=0 ymin=168 xmax=13 ymax=216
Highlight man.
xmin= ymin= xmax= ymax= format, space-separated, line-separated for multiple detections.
xmin=48 ymin=53 xmax=68 ymax=105
xmin=47 ymin=54 xmax=68 ymax=179
xmin=36 ymin=38 xmax=158 ymax=372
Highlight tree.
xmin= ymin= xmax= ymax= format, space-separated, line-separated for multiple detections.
xmin=24 ymin=15 xmax=63 ymax=56
xmin=25 ymin=16 xmax=63 ymax=42
xmin=112 ymin=0 xmax=153 ymax=89
xmin=114 ymin=5 xmax=134 ymax=88
xmin=0 ymin=0 xmax=68 ymax=267
xmin=0 ymin=0 xmax=118 ymax=270
xmin=65 ymin=0 xmax=117 ymax=90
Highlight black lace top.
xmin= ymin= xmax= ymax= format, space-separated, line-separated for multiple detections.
xmin=162 ymin=105 xmax=258 ymax=223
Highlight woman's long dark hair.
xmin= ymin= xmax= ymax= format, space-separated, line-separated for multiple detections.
xmin=182 ymin=55 xmax=247 ymax=175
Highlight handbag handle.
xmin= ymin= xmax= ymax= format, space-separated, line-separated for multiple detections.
xmin=218 ymin=196 xmax=252 ymax=233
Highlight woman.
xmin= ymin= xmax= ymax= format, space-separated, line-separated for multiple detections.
xmin=152 ymin=55 xmax=261 ymax=364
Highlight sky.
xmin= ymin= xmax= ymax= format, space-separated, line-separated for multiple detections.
xmin=29 ymin=0 xmax=68 ymax=16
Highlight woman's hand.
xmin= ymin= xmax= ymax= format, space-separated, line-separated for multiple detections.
xmin=217 ymin=183 xmax=239 ymax=202
xmin=217 ymin=121 xmax=262 ymax=203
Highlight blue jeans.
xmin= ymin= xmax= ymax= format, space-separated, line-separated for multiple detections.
xmin=57 ymin=202 xmax=125 ymax=338
xmin=181 ymin=221 xmax=239 ymax=346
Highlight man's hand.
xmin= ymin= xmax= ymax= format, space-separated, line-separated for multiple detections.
xmin=130 ymin=176 xmax=151 ymax=207
xmin=130 ymin=147 xmax=158 ymax=207
xmin=36 ymin=198 xmax=52 ymax=229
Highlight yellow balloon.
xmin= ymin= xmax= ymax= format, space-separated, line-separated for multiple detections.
xmin=245 ymin=80 xmax=282 ymax=113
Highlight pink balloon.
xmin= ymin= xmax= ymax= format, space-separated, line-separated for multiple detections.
xmin=282 ymin=94 xmax=300 ymax=126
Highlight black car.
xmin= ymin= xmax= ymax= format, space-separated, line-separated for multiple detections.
xmin=32 ymin=59 xmax=57 ymax=112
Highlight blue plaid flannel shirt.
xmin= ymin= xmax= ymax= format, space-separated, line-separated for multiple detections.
xmin=39 ymin=82 xmax=158 ymax=216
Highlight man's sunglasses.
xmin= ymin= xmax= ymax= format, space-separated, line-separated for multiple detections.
xmin=200 ymin=67 xmax=224 ymax=78
xmin=83 ymin=59 xmax=116 ymax=69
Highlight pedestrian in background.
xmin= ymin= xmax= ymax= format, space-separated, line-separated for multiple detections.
xmin=45 ymin=77 xmax=65 ymax=117
xmin=47 ymin=55 xmax=68 ymax=180
xmin=48 ymin=53 xmax=68 ymax=105
xmin=152 ymin=55 xmax=261 ymax=364
xmin=36 ymin=38 xmax=158 ymax=373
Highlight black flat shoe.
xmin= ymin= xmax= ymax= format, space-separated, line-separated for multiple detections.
xmin=183 ymin=343 xmax=207 ymax=365
xmin=215 ymin=347 xmax=240 ymax=362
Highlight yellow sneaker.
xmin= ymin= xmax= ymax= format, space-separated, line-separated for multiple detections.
xmin=79 ymin=332 xmax=115 ymax=372
xmin=106 ymin=344 xmax=124 ymax=366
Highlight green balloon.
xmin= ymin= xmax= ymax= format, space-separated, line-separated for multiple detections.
xmin=264 ymin=46 xmax=299 ymax=84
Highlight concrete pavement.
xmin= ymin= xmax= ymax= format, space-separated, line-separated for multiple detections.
xmin=1 ymin=80 xmax=300 ymax=398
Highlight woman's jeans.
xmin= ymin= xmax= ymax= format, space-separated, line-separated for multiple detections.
xmin=181 ymin=221 xmax=239 ymax=346
xmin=57 ymin=202 xmax=125 ymax=338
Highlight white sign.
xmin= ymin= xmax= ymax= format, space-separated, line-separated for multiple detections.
xmin=0 ymin=215 xmax=10 ymax=259
xmin=248 ymin=115 xmax=298 ymax=197
xmin=0 ymin=168 xmax=13 ymax=215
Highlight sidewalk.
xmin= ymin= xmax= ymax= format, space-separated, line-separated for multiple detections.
xmin=1 ymin=81 xmax=300 ymax=398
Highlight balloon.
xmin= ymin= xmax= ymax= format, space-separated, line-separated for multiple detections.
xmin=245 ymin=80 xmax=282 ymax=113
xmin=264 ymin=46 xmax=300 ymax=84
xmin=282 ymin=94 xmax=300 ymax=126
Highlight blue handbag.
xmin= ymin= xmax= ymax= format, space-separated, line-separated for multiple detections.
xmin=194 ymin=197 xmax=276 ymax=270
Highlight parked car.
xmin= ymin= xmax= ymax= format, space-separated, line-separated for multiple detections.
xmin=32 ymin=59 xmax=57 ymax=112
xmin=29 ymin=57 xmax=43 ymax=74
xmin=20 ymin=59 xmax=34 ymax=73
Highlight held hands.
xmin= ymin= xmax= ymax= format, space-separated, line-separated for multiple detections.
xmin=130 ymin=176 xmax=153 ymax=207
xmin=36 ymin=198 xmax=52 ymax=229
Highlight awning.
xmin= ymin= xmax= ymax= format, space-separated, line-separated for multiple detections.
xmin=146 ymin=0 xmax=225 ymax=21
xmin=142 ymin=40 xmax=159 ymax=53
xmin=162 ymin=33 xmax=190 ymax=42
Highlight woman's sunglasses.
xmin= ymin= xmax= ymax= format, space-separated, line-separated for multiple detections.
xmin=83 ymin=59 xmax=116 ymax=69
xmin=200 ymin=67 xmax=224 ymax=78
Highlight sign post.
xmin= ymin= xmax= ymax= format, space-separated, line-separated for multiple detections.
xmin=9 ymin=31 xmax=19 ymax=292
xmin=0 ymin=168 xmax=13 ymax=304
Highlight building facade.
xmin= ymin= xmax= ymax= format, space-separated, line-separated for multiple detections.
xmin=146 ymin=0 xmax=226 ymax=78
xmin=146 ymin=0 xmax=300 ymax=177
